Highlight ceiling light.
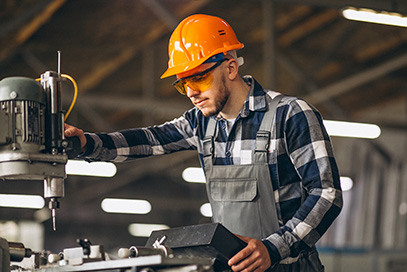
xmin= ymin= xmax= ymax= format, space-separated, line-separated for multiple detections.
xmin=0 ymin=194 xmax=45 ymax=209
xmin=340 ymin=176 xmax=354 ymax=191
xmin=66 ymin=160 xmax=117 ymax=177
xmin=323 ymin=120 xmax=381 ymax=139
xmin=182 ymin=167 xmax=206 ymax=183
xmin=101 ymin=198 xmax=151 ymax=214
xmin=128 ymin=223 xmax=169 ymax=237
xmin=342 ymin=7 xmax=407 ymax=27
xmin=200 ymin=203 xmax=212 ymax=217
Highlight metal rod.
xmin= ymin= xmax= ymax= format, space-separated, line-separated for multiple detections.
xmin=52 ymin=208 xmax=56 ymax=231
xmin=57 ymin=50 xmax=61 ymax=75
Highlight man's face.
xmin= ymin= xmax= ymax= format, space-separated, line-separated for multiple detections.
xmin=177 ymin=61 xmax=230 ymax=117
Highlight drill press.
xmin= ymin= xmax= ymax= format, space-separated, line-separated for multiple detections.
xmin=0 ymin=57 xmax=79 ymax=231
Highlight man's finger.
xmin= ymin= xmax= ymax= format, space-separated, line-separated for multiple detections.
xmin=230 ymin=255 xmax=257 ymax=272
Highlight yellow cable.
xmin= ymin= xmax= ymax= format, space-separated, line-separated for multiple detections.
xmin=61 ymin=74 xmax=78 ymax=121
xmin=34 ymin=74 xmax=78 ymax=121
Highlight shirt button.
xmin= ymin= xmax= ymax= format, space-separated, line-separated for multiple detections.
xmin=226 ymin=151 xmax=231 ymax=157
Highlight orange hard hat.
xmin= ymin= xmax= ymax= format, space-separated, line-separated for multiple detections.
xmin=161 ymin=14 xmax=244 ymax=79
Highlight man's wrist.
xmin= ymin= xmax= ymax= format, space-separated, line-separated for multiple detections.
xmin=261 ymin=239 xmax=281 ymax=266
xmin=80 ymin=133 xmax=94 ymax=156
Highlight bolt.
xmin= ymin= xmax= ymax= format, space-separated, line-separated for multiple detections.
xmin=10 ymin=91 xmax=17 ymax=99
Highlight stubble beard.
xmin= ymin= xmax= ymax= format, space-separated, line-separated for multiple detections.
xmin=201 ymin=74 xmax=229 ymax=118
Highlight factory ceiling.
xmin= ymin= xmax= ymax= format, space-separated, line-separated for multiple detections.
xmin=0 ymin=0 xmax=406 ymax=252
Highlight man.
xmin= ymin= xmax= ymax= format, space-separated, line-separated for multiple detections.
xmin=65 ymin=14 xmax=342 ymax=272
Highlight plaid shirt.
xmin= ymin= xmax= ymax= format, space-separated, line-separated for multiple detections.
xmin=83 ymin=76 xmax=342 ymax=264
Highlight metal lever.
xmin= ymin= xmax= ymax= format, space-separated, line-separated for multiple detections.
xmin=153 ymin=236 xmax=166 ymax=248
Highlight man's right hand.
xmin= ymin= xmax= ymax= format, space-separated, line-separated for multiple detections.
xmin=64 ymin=123 xmax=87 ymax=149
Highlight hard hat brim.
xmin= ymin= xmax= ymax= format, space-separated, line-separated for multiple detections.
xmin=160 ymin=43 xmax=244 ymax=79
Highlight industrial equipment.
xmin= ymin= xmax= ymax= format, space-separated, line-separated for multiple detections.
xmin=1 ymin=223 xmax=245 ymax=272
xmin=0 ymin=53 xmax=80 ymax=231
xmin=0 ymin=55 xmax=247 ymax=272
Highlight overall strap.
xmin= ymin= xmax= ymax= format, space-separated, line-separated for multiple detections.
xmin=203 ymin=94 xmax=283 ymax=162
xmin=255 ymin=95 xmax=283 ymax=153
xmin=203 ymin=117 xmax=217 ymax=158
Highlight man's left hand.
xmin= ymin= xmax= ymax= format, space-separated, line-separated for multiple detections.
xmin=228 ymin=234 xmax=271 ymax=272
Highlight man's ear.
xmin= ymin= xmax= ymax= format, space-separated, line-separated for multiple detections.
xmin=226 ymin=58 xmax=239 ymax=80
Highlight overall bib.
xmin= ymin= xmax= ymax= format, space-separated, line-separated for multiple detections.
xmin=202 ymin=95 xmax=324 ymax=271
xmin=203 ymin=96 xmax=282 ymax=239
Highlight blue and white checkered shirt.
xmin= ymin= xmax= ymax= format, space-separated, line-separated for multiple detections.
xmin=82 ymin=75 xmax=342 ymax=264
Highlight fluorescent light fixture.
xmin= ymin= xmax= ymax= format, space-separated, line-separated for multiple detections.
xmin=0 ymin=194 xmax=45 ymax=209
xmin=182 ymin=167 xmax=206 ymax=183
xmin=342 ymin=7 xmax=407 ymax=27
xmin=340 ymin=176 xmax=354 ymax=191
xmin=200 ymin=203 xmax=212 ymax=217
xmin=128 ymin=223 xmax=169 ymax=237
xmin=66 ymin=160 xmax=117 ymax=177
xmin=101 ymin=198 xmax=151 ymax=214
xmin=324 ymin=120 xmax=381 ymax=139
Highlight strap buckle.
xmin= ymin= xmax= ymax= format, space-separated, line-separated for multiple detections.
xmin=255 ymin=130 xmax=270 ymax=152
xmin=203 ymin=136 xmax=214 ymax=157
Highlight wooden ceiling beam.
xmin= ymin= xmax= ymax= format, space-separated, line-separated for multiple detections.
xmin=140 ymin=0 xmax=178 ymax=29
xmin=0 ymin=0 xmax=66 ymax=62
xmin=311 ymin=22 xmax=358 ymax=73
xmin=275 ymin=5 xmax=313 ymax=31
xmin=278 ymin=9 xmax=339 ymax=48
xmin=354 ymin=32 xmax=407 ymax=62
xmin=277 ymin=52 xmax=348 ymax=119
xmin=304 ymin=52 xmax=407 ymax=105
xmin=77 ymin=0 xmax=211 ymax=95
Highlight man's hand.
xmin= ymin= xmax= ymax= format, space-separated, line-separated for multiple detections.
xmin=228 ymin=234 xmax=271 ymax=272
xmin=64 ymin=123 xmax=87 ymax=149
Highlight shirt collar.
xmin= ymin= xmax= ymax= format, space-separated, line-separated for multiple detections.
xmin=212 ymin=75 xmax=268 ymax=121
xmin=240 ymin=75 xmax=267 ymax=118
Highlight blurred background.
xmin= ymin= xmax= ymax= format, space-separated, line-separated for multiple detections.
xmin=0 ymin=0 xmax=406 ymax=271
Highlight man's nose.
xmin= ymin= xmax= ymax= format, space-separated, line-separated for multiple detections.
xmin=186 ymin=86 xmax=200 ymax=98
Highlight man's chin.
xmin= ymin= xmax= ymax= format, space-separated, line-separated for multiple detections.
xmin=200 ymin=107 xmax=218 ymax=118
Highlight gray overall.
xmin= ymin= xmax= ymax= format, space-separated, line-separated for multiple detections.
xmin=203 ymin=95 xmax=324 ymax=271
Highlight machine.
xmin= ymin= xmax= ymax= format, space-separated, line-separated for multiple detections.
xmin=0 ymin=53 xmax=80 ymax=231
xmin=0 ymin=223 xmax=246 ymax=272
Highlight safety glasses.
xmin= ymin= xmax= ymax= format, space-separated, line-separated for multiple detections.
xmin=173 ymin=58 xmax=229 ymax=95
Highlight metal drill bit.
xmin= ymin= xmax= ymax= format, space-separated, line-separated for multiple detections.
xmin=52 ymin=208 xmax=56 ymax=231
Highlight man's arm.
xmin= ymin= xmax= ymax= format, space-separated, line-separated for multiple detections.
xmin=263 ymin=98 xmax=343 ymax=264
xmin=64 ymin=113 xmax=198 ymax=162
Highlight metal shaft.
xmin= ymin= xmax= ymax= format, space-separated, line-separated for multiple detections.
xmin=44 ymin=177 xmax=64 ymax=231
xmin=52 ymin=207 xmax=56 ymax=231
